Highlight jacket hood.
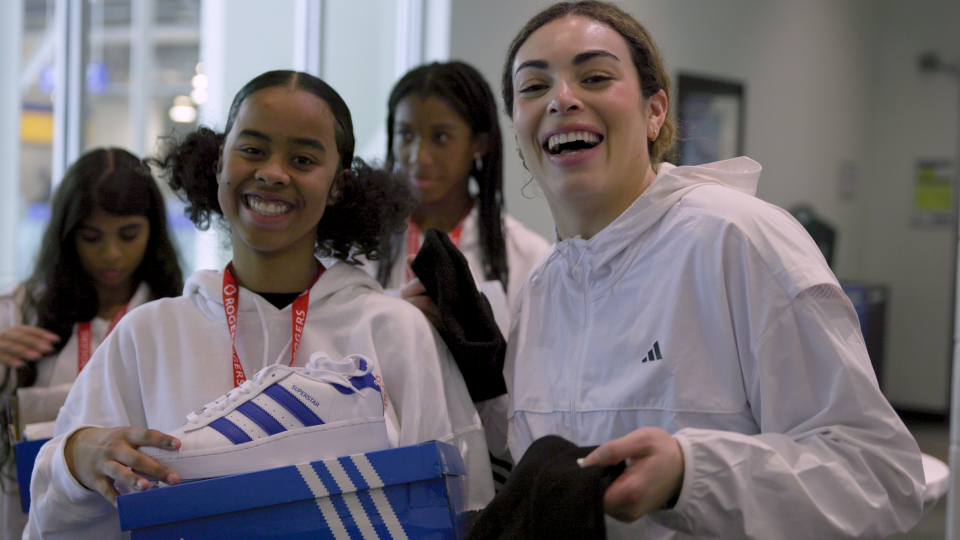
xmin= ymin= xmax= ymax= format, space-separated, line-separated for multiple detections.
xmin=183 ymin=260 xmax=382 ymax=323
xmin=547 ymin=157 xmax=762 ymax=272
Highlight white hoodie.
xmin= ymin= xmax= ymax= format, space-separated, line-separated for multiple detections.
xmin=26 ymin=262 xmax=493 ymax=539
xmin=505 ymin=158 xmax=924 ymax=539
xmin=1 ymin=284 xmax=149 ymax=540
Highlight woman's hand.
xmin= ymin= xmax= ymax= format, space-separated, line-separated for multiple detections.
xmin=63 ymin=426 xmax=181 ymax=504
xmin=0 ymin=325 xmax=60 ymax=368
xmin=400 ymin=254 xmax=441 ymax=329
xmin=581 ymin=427 xmax=685 ymax=522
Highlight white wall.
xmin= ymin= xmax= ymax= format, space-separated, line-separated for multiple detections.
xmin=0 ymin=0 xmax=23 ymax=291
xmin=449 ymin=0 xmax=959 ymax=412
xmin=864 ymin=0 xmax=960 ymax=411
xmin=199 ymin=0 xmax=298 ymax=129
xmin=321 ymin=0 xmax=398 ymax=161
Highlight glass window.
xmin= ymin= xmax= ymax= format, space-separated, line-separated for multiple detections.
xmin=12 ymin=0 xmax=202 ymax=285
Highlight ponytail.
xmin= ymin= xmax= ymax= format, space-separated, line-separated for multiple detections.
xmin=151 ymin=127 xmax=225 ymax=230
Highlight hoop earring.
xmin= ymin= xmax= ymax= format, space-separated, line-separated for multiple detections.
xmin=517 ymin=147 xmax=528 ymax=171
xmin=474 ymin=152 xmax=483 ymax=172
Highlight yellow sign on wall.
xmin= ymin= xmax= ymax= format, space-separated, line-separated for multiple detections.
xmin=21 ymin=109 xmax=54 ymax=144
xmin=913 ymin=159 xmax=955 ymax=227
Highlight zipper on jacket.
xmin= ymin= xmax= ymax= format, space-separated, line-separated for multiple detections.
xmin=569 ymin=248 xmax=591 ymax=441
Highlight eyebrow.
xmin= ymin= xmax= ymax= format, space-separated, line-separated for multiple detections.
xmin=514 ymin=59 xmax=549 ymax=75
xmin=394 ymin=121 xmax=460 ymax=132
xmin=237 ymin=129 xmax=325 ymax=152
xmin=515 ymin=49 xmax=620 ymax=76
xmin=573 ymin=50 xmax=620 ymax=65
xmin=78 ymin=222 xmax=144 ymax=233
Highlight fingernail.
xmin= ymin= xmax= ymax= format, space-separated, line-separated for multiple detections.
xmin=576 ymin=458 xmax=587 ymax=468
xmin=166 ymin=473 xmax=179 ymax=485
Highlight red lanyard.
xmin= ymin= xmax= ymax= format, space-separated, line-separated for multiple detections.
xmin=405 ymin=214 xmax=466 ymax=282
xmin=77 ymin=304 xmax=127 ymax=373
xmin=222 ymin=262 xmax=325 ymax=388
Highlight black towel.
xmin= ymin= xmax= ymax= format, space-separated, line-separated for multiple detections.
xmin=464 ymin=435 xmax=626 ymax=540
xmin=410 ymin=228 xmax=507 ymax=402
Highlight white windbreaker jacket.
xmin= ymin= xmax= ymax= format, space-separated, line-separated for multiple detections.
xmin=27 ymin=262 xmax=493 ymax=539
xmin=505 ymin=158 xmax=924 ymax=539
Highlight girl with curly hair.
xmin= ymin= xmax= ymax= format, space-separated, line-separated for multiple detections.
xmin=25 ymin=70 xmax=493 ymax=539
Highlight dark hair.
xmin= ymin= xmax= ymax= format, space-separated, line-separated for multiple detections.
xmin=382 ymin=61 xmax=508 ymax=287
xmin=14 ymin=147 xmax=184 ymax=388
xmin=151 ymin=70 xmax=415 ymax=264
xmin=501 ymin=0 xmax=676 ymax=164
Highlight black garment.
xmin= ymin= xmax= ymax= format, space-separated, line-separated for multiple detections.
xmin=790 ymin=204 xmax=837 ymax=269
xmin=410 ymin=228 xmax=507 ymax=402
xmin=255 ymin=292 xmax=301 ymax=310
xmin=465 ymin=435 xmax=626 ymax=540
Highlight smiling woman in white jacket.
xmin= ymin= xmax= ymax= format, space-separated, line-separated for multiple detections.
xmin=486 ymin=1 xmax=925 ymax=539
xmin=25 ymin=70 xmax=493 ymax=539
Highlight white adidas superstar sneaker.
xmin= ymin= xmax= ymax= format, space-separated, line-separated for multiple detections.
xmin=143 ymin=352 xmax=390 ymax=480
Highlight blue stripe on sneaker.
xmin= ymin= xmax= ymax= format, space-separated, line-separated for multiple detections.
xmin=237 ymin=401 xmax=286 ymax=436
xmin=350 ymin=373 xmax=381 ymax=393
xmin=209 ymin=417 xmax=253 ymax=444
xmin=264 ymin=384 xmax=324 ymax=426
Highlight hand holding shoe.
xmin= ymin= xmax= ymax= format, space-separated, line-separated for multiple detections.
xmin=64 ymin=426 xmax=181 ymax=504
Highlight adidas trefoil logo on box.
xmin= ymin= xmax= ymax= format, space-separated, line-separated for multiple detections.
xmin=143 ymin=352 xmax=391 ymax=481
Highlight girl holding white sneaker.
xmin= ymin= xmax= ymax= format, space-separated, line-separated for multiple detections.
xmin=26 ymin=70 xmax=493 ymax=539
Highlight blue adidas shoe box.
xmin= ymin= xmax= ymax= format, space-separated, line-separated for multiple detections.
xmin=117 ymin=440 xmax=468 ymax=539
xmin=14 ymin=437 xmax=52 ymax=513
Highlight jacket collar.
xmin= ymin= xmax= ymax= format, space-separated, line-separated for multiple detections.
xmin=184 ymin=259 xmax=381 ymax=320
xmin=548 ymin=157 xmax=762 ymax=273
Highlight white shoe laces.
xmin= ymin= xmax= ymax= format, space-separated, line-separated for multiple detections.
xmin=185 ymin=355 xmax=372 ymax=425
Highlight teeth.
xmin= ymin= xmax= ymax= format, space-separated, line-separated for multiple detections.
xmin=246 ymin=196 xmax=291 ymax=217
xmin=547 ymin=131 xmax=600 ymax=153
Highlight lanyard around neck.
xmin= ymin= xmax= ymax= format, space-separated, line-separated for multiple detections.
xmin=77 ymin=304 xmax=127 ymax=373
xmin=222 ymin=262 xmax=325 ymax=388
xmin=405 ymin=212 xmax=468 ymax=283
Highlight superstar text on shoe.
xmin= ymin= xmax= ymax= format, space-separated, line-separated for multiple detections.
xmin=142 ymin=352 xmax=390 ymax=480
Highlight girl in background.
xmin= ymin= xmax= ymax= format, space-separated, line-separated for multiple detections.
xmin=378 ymin=61 xmax=549 ymax=310
xmin=0 ymin=147 xmax=183 ymax=540
xmin=26 ymin=70 xmax=492 ymax=539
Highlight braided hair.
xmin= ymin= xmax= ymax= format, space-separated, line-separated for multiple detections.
xmin=382 ymin=61 xmax=508 ymax=288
